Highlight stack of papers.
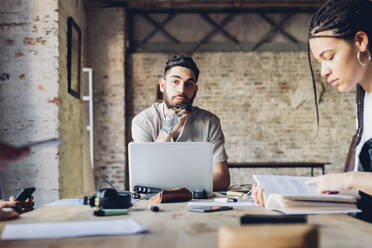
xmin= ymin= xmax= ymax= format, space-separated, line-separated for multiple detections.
xmin=188 ymin=200 xmax=258 ymax=207
xmin=45 ymin=198 xmax=140 ymax=206
xmin=1 ymin=219 xmax=147 ymax=240
xmin=45 ymin=198 xmax=84 ymax=206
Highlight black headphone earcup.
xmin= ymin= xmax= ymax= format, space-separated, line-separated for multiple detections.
xmin=97 ymin=189 xmax=132 ymax=209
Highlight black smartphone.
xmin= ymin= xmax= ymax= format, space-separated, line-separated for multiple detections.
xmin=188 ymin=206 xmax=233 ymax=213
xmin=14 ymin=187 xmax=35 ymax=201
xmin=240 ymin=214 xmax=307 ymax=224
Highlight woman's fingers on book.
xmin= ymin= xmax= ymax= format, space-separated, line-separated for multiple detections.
xmin=306 ymin=176 xmax=321 ymax=185
xmin=322 ymin=190 xmax=339 ymax=194
xmin=252 ymin=185 xmax=265 ymax=207
xmin=309 ymin=173 xmax=353 ymax=194
xmin=258 ymin=188 xmax=265 ymax=207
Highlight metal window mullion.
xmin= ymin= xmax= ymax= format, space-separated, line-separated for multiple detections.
xmin=200 ymin=13 xmax=239 ymax=44
xmin=142 ymin=13 xmax=180 ymax=44
xmin=259 ymin=13 xmax=299 ymax=44
xmin=191 ymin=13 xmax=235 ymax=53
xmin=252 ymin=13 xmax=293 ymax=51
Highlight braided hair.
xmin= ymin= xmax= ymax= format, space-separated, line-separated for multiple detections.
xmin=308 ymin=0 xmax=372 ymax=144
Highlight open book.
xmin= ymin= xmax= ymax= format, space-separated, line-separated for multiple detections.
xmin=253 ymin=175 xmax=361 ymax=215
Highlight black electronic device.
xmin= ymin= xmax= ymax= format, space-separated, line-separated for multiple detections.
xmin=188 ymin=206 xmax=233 ymax=213
xmin=14 ymin=187 xmax=35 ymax=201
xmin=240 ymin=214 xmax=307 ymax=224
xmin=83 ymin=194 xmax=97 ymax=207
xmin=133 ymin=185 xmax=162 ymax=194
xmin=192 ymin=189 xmax=208 ymax=199
xmin=84 ymin=180 xmax=132 ymax=209
xmin=96 ymin=189 xmax=132 ymax=209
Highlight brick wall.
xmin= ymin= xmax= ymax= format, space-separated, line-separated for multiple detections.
xmin=0 ymin=1 xmax=357 ymax=195
xmin=86 ymin=5 xmax=126 ymax=190
xmin=128 ymin=53 xmax=356 ymax=185
xmin=0 ymin=0 xmax=60 ymax=205
xmin=0 ymin=0 xmax=93 ymax=206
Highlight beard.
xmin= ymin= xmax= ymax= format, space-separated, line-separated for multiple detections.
xmin=164 ymin=87 xmax=196 ymax=112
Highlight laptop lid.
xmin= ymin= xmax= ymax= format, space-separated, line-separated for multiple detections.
xmin=128 ymin=142 xmax=213 ymax=196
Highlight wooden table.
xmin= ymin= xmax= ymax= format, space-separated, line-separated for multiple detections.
xmin=0 ymin=200 xmax=372 ymax=248
xmin=229 ymin=162 xmax=330 ymax=176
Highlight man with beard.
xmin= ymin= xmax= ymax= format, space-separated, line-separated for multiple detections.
xmin=131 ymin=55 xmax=230 ymax=191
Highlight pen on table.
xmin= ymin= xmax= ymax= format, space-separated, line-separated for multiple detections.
xmin=242 ymin=192 xmax=253 ymax=199
xmin=226 ymin=191 xmax=244 ymax=197
xmin=93 ymin=208 xmax=128 ymax=216
xmin=215 ymin=198 xmax=238 ymax=203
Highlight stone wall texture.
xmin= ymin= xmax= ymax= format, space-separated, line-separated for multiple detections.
xmin=0 ymin=0 xmax=60 ymax=205
xmin=128 ymin=52 xmax=356 ymax=185
xmin=86 ymin=6 xmax=126 ymax=190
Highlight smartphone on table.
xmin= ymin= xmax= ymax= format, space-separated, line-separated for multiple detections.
xmin=188 ymin=206 xmax=233 ymax=213
xmin=14 ymin=187 xmax=35 ymax=201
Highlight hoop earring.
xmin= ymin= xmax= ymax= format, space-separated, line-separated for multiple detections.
xmin=357 ymin=50 xmax=372 ymax=67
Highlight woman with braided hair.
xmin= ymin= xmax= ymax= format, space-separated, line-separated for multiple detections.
xmin=253 ymin=0 xmax=372 ymax=221
xmin=306 ymin=0 xmax=372 ymax=221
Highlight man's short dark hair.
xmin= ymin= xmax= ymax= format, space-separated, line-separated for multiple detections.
xmin=164 ymin=55 xmax=199 ymax=83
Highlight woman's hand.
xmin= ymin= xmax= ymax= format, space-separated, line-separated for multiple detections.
xmin=0 ymin=208 xmax=19 ymax=221
xmin=251 ymin=184 xmax=265 ymax=207
xmin=1 ymin=196 xmax=34 ymax=214
xmin=306 ymin=172 xmax=354 ymax=194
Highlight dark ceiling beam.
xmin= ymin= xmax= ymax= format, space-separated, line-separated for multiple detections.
xmin=96 ymin=0 xmax=325 ymax=11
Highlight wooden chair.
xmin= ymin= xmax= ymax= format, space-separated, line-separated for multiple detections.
xmin=344 ymin=134 xmax=358 ymax=172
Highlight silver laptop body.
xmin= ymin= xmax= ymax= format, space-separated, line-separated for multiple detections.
xmin=128 ymin=142 xmax=213 ymax=196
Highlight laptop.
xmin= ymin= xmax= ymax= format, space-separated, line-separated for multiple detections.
xmin=128 ymin=142 xmax=213 ymax=196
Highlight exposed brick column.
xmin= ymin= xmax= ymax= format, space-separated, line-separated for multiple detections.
xmin=0 ymin=0 xmax=60 ymax=205
xmin=86 ymin=5 xmax=126 ymax=190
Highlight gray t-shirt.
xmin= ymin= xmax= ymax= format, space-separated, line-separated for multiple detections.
xmin=131 ymin=102 xmax=228 ymax=163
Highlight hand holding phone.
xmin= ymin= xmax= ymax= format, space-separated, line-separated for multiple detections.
xmin=14 ymin=187 xmax=35 ymax=201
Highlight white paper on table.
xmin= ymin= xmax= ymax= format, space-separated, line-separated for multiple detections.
xmin=1 ymin=219 xmax=147 ymax=240
xmin=188 ymin=200 xmax=258 ymax=207
xmin=45 ymin=198 xmax=140 ymax=206
xmin=45 ymin=199 xmax=84 ymax=206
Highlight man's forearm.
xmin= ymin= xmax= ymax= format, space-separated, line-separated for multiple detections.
xmin=213 ymin=162 xmax=230 ymax=191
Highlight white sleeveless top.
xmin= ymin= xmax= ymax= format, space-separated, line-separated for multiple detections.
xmin=355 ymin=91 xmax=372 ymax=171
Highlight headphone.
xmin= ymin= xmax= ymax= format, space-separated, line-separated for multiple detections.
xmin=84 ymin=180 xmax=132 ymax=209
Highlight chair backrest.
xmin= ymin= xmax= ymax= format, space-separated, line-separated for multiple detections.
xmin=344 ymin=133 xmax=358 ymax=172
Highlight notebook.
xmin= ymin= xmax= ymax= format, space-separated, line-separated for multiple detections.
xmin=128 ymin=142 xmax=213 ymax=196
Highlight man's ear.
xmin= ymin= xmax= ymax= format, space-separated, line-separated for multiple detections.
xmin=354 ymin=31 xmax=369 ymax=52
xmin=159 ymin=78 xmax=165 ymax=93
xmin=194 ymin=84 xmax=198 ymax=96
